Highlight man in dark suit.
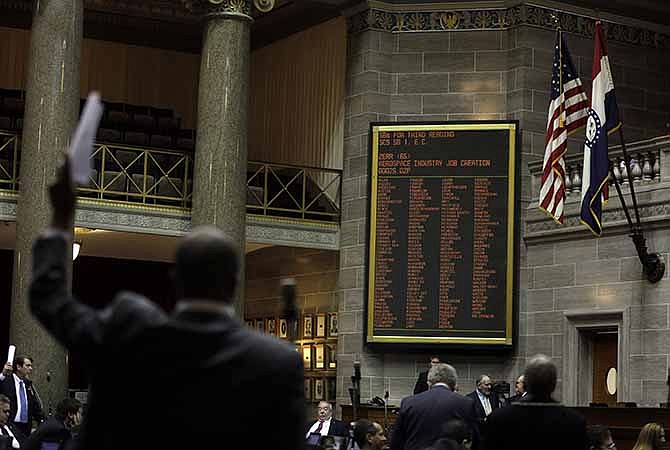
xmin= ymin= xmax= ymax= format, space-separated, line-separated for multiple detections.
xmin=482 ymin=354 xmax=589 ymax=450
xmin=0 ymin=393 xmax=25 ymax=449
xmin=22 ymin=397 xmax=82 ymax=450
xmin=391 ymin=363 xmax=479 ymax=450
xmin=0 ymin=357 xmax=44 ymax=437
xmin=28 ymin=161 xmax=305 ymax=450
xmin=466 ymin=375 xmax=500 ymax=423
xmin=505 ymin=375 xmax=526 ymax=405
xmin=413 ymin=356 xmax=440 ymax=395
xmin=306 ymin=401 xmax=349 ymax=438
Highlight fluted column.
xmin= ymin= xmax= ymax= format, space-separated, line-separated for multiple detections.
xmin=191 ymin=0 xmax=252 ymax=314
xmin=11 ymin=0 xmax=83 ymax=414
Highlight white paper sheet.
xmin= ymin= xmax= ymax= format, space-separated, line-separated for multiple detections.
xmin=6 ymin=345 xmax=15 ymax=365
xmin=69 ymin=92 xmax=103 ymax=185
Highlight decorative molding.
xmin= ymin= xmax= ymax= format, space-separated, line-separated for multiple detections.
xmin=247 ymin=215 xmax=340 ymax=250
xmin=181 ymin=0 xmax=254 ymax=20
xmin=0 ymin=197 xmax=339 ymax=249
xmin=562 ymin=309 xmax=630 ymax=406
xmin=348 ymin=2 xmax=670 ymax=49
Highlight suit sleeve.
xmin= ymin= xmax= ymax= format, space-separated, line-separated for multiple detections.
xmin=413 ymin=374 xmax=423 ymax=395
xmin=389 ymin=401 xmax=407 ymax=450
xmin=29 ymin=233 xmax=107 ymax=359
xmin=465 ymin=396 xmax=482 ymax=450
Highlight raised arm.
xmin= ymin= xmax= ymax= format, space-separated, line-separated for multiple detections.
xmin=28 ymin=160 xmax=105 ymax=358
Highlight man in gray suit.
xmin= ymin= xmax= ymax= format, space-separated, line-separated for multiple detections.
xmin=28 ymin=161 xmax=305 ymax=450
xmin=391 ymin=363 xmax=479 ymax=450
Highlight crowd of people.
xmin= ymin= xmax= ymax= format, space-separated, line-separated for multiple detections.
xmin=304 ymin=355 xmax=668 ymax=450
xmin=0 ymin=357 xmax=82 ymax=450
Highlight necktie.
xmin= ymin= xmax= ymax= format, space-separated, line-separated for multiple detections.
xmin=314 ymin=420 xmax=324 ymax=434
xmin=18 ymin=380 xmax=28 ymax=422
xmin=483 ymin=395 xmax=492 ymax=415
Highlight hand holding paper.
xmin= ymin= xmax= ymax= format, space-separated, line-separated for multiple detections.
xmin=6 ymin=344 xmax=15 ymax=364
xmin=69 ymin=92 xmax=103 ymax=186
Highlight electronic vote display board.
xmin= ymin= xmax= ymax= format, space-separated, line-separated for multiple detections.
xmin=366 ymin=122 xmax=519 ymax=347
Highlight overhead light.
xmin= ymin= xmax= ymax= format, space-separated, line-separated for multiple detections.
xmin=73 ymin=241 xmax=82 ymax=261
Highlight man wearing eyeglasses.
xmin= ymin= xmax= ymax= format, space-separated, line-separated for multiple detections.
xmin=588 ymin=425 xmax=617 ymax=450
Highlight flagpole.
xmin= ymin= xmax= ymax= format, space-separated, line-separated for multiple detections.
xmin=608 ymin=162 xmax=634 ymax=231
xmin=616 ymin=128 xmax=642 ymax=230
xmin=615 ymin=126 xmax=664 ymax=282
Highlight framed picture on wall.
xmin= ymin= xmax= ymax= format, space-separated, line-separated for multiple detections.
xmin=314 ymin=344 xmax=325 ymax=369
xmin=327 ymin=344 xmax=337 ymax=369
xmin=267 ymin=318 xmax=277 ymax=335
xmin=328 ymin=313 xmax=338 ymax=337
xmin=302 ymin=345 xmax=312 ymax=370
xmin=303 ymin=315 xmax=313 ymax=338
xmin=314 ymin=378 xmax=324 ymax=400
xmin=255 ymin=319 xmax=264 ymax=332
xmin=304 ymin=378 xmax=312 ymax=400
xmin=279 ymin=319 xmax=288 ymax=338
xmin=316 ymin=314 xmax=326 ymax=338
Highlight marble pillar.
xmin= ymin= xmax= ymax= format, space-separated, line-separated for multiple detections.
xmin=11 ymin=0 xmax=83 ymax=414
xmin=191 ymin=1 xmax=252 ymax=314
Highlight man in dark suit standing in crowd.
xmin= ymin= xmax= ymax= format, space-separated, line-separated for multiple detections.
xmin=0 ymin=357 xmax=44 ymax=437
xmin=391 ymin=363 xmax=479 ymax=450
xmin=28 ymin=161 xmax=305 ymax=450
xmin=413 ymin=356 xmax=440 ymax=395
xmin=483 ymin=354 xmax=589 ymax=450
xmin=506 ymin=375 xmax=526 ymax=405
xmin=466 ymin=375 xmax=500 ymax=423
xmin=306 ymin=401 xmax=349 ymax=438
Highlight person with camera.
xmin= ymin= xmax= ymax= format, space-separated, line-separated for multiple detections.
xmin=466 ymin=375 xmax=500 ymax=424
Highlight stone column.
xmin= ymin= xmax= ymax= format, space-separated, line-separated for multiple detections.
xmin=191 ymin=0 xmax=252 ymax=314
xmin=11 ymin=0 xmax=83 ymax=414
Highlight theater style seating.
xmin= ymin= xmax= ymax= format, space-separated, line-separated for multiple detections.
xmin=0 ymin=89 xmax=338 ymax=221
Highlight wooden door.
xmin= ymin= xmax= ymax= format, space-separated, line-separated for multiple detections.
xmin=592 ymin=332 xmax=618 ymax=406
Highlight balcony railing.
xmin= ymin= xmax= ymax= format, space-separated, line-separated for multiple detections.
xmin=0 ymin=130 xmax=341 ymax=224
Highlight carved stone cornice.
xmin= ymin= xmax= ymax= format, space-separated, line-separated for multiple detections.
xmin=0 ymin=196 xmax=340 ymax=249
xmin=348 ymin=2 xmax=670 ymax=49
xmin=180 ymin=0 xmax=254 ymax=20
xmin=524 ymin=184 xmax=670 ymax=243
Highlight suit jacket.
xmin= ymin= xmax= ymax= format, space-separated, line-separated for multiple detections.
xmin=22 ymin=417 xmax=72 ymax=450
xmin=0 ymin=422 xmax=26 ymax=448
xmin=0 ymin=374 xmax=44 ymax=430
xmin=413 ymin=371 xmax=429 ymax=395
xmin=482 ymin=399 xmax=589 ymax=450
xmin=29 ymin=233 xmax=305 ymax=450
xmin=390 ymin=386 xmax=479 ymax=450
xmin=466 ymin=391 xmax=500 ymax=423
xmin=306 ymin=418 xmax=349 ymax=438
xmin=505 ymin=392 xmax=526 ymax=405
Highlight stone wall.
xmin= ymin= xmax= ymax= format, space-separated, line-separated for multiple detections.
xmin=337 ymin=1 xmax=670 ymax=407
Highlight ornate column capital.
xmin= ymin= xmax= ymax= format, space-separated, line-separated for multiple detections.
xmin=181 ymin=0 xmax=275 ymax=21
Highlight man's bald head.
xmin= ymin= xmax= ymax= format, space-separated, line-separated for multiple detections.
xmin=175 ymin=226 xmax=239 ymax=302
xmin=524 ymin=354 xmax=557 ymax=400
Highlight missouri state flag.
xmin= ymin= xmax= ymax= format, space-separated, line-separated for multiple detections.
xmin=580 ymin=21 xmax=621 ymax=236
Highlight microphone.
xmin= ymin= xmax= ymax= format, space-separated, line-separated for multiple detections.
xmin=384 ymin=390 xmax=389 ymax=400
xmin=281 ymin=278 xmax=297 ymax=341
xmin=354 ymin=361 xmax=361 ymax=380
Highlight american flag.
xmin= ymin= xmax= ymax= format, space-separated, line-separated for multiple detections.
xmin=538 ymin=30 xmax=590 ymax=224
